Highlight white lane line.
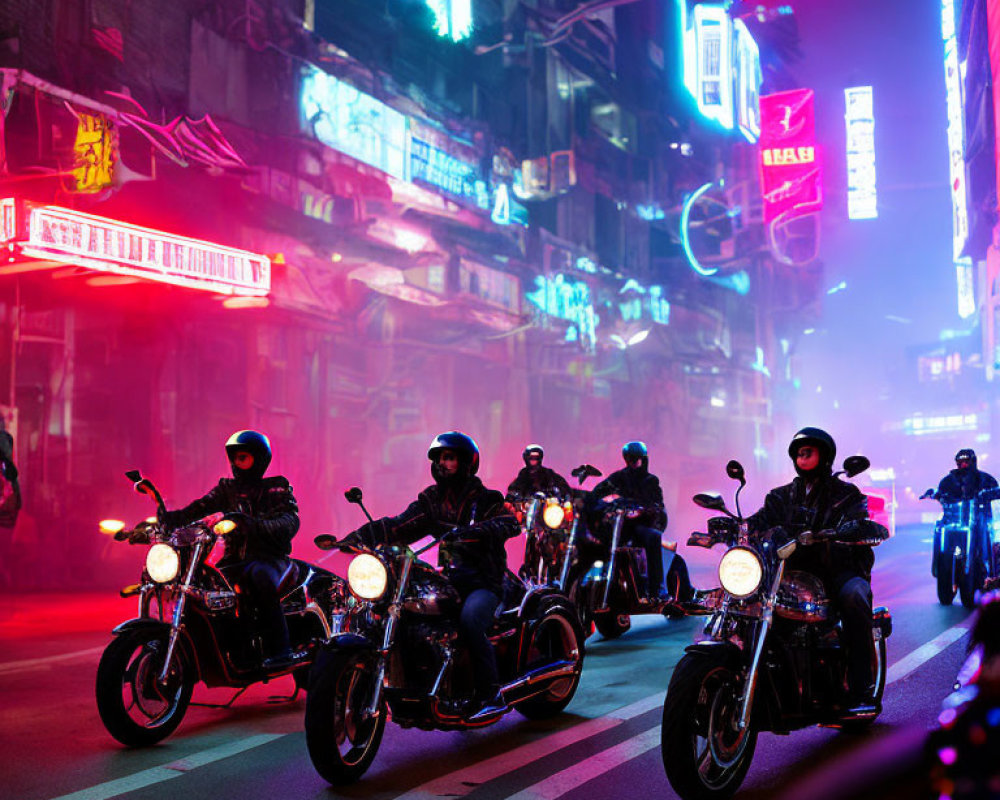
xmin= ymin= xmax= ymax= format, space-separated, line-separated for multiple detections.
xmin=0 ymin=647 xmax=105 ymax=676
xmin=46 ymin=734 xmax=283 ymax=800
xmin=505 ymin=727 xmax=660 ymax=800
xmin=393 ymin=693 xmax=663 ymax=800
xmin=886 ymin=621 xmax=970 ymax=685
xmin=499 ymin=621 xmax=973 ymax=800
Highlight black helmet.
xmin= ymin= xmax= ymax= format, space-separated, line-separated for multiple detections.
xmin=225 ymin=430 xmax=272 ymax=480
xmin=955 ymin=448 xmax=977 ymax=468
xmin=622 ymin=440 xmax=648 ymax=468
xmin=787 ymin=427 xmax=836 ymax=467
xmin=522 ymin=444 xmax=544 ymax=466
xmin=428 ymin=431 xmax=480 ymax=476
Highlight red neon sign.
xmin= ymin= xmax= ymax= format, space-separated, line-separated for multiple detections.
xmin=0 ymin=199 xmax=270 ymax=295
xmin=758 ymin=89 xmax=823 ymax=223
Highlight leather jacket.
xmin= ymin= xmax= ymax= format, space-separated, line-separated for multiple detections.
xmin=506 ymin=466 xmax=572 ymax=500
xmin=937 ymin=469 xmax=999 ymax=502
xmin=350 ymin=475 xmax=518 ymax=596
xmin=160 ymin=476 xmax=300 ymax=562
xmin=748 ymin=474 xmax=888 ymax=584
xmin=586 ymin=465 xmax=668 ymax=531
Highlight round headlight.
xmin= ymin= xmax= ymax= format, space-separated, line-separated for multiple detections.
xmin=347 ymin=553 xmax=388 ymax=600
xmin=718 ymin=547 xmax=763 ymax=598
xmin=542 ymin=503 xmax=565 ymax=529
xmin=145 ymin=543 xmax=180 ymax=583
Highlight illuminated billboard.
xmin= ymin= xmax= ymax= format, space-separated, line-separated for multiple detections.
xmin=300 ymin=67 xmax=408 ymax=180
xmin=733 ymin=19 xmax=761 ymax=143
xmin=0 ymin=199 xmax=270 ymax=295
xmin=845 ymin=86 xmax=877 ymax=220
xmin=758 ymin=89 xmax=823 ymax=223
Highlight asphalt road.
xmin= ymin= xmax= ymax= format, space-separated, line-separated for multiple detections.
xmin=0 ymin=524 xmax=978 ymax=800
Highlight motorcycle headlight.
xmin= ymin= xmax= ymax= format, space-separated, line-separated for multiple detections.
xmin=718 ymin=547 xmax=763 ymax=598
xmin=145 ymin=543 xmax=180 ymax=583
xmin=99 ymin=519 xmax=125 ymax=536
xmin=542 ymin=502 xmax=566 ymax=529
xmin=347 ymin=553 xmax=388 ymax=600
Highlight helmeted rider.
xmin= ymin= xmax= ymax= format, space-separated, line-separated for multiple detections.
xmin=333 ymin=431 xmax=519 ymax=720
xmin=586 ymin=441 xmax=694 ymax=606
xmin=937 ymin=449 xmax=998 ymax=501
xmin=747 ymin=427 xmax=888 ymax=715
xmin=158 ymin=430 xmax=305 ymax=670
xmin=506 ymin=444 xmax=572 ymax=500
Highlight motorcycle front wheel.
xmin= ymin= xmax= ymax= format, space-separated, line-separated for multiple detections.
xmin=661 ymin=650 xmax=757 ymax=800
xmin=516 ymin=607 xmax=585 ymax=720
xmin=95 ymin=628 xmax=194 ymax=746
xmin=959 ymin=557 xmax=982 ymax=609
xmin=936 ymin=553 xmax=957 ymax=605
xmin=305 ymin=648 xmax=386 ymax=785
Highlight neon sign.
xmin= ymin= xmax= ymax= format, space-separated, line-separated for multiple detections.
xmin=942 ymin=0 xmax=968 ymax=260
xmin=425 ymin=0 xmax=473 ymax=42
xmin=956 ymin=255 xmax=975 ymax=318
xmin=410 ymin=136 xmax=486 ymax=207
xmin=690 ymin=4 xmax=734 ymax=131
xmin=525 ymin=274 xmax=598 ymax=351
xmin=734 ymin=19 xmax=761 ymax=143
xmin=0 ymin=199 xmax=270 ymax=295
xmin=845 ymin=86 xmax=877 ymax=220
xmin=301 ymin=67 xmax=408 ymax=180
xmin=762 ymin=147 xmax=815 ymax=166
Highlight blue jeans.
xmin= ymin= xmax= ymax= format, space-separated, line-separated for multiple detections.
xmin=458 ymin=588 xmax=501 ymax=698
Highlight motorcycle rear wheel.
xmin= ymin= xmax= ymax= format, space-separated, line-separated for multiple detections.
xmin=959 ymin=558 xmax=982 ymax=609
xmin=936 ymin=554 xmax=957 ymax=605
xmin=516 ymin=607 xmax=585 ymax=720
xmin=661 ymin=650 xmax=757 ymax=800
xmin=95 ymin=629 xmax=194 ymax=746
xmin=305 ymin=648 xmax=386 ymax=785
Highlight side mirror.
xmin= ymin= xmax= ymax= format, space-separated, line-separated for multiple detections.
xmin=920 ymin=488 xmax=935 ymax=500
xmin=124 ymin=469 xmax=142 ymax=482
xmin=571 ymin=464 xmax=602 ymax=485
xmin=133 ymin=479 xmax=154 ymax=497
xmin=345 ymin=487 xmax=363 ymax=504
xmin=725 ymin=460 xmax=746 ymax=485
xmin=843 ymin=455 xmax=870 ymax=478
xmin=693 ymin=493 xmax=728 ymax=512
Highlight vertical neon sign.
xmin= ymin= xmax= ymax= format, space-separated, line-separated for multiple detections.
xmin=845 ymin=86 xmax=877 ymax=220
xmin=734 ymin=19 xmax=761 ymax=143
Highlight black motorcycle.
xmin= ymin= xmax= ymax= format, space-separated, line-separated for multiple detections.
xmin=511 ymin=491 xmax=576 ymax=587
xmin=304 ymin=487 xmax=585 ymax=785
xmin=563 ymin=467 xmax=681 ymax=639
xmin=660 ymin=458 xmax=891 ymax=800
xmin=95 ymin=470 xmax=349 ymax=746
xmin=921 ymin=486 xmax=998 ymax=608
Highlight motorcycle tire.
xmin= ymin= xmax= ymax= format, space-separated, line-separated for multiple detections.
xmin=516 ymin=607 xmax=585 ymax=720
xmin=959 ymin=559 xmax=982 ymax=609
xmin=936 ymin=555 xmax=957 ymax=605
xmin=594 ymin=611 xmax=630 ymax=640
xmin=95 ymin=628 xmax=194 ymax=747
xmin=566 ymin=574 xmax=595 ymax=639
xmin=305 ymin=647 xmax=386 ymax=785
xmin=661 ymin=650 xmax=757 ymax=800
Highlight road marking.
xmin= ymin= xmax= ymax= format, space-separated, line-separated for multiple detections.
xmin=0 ymin=647 xmax=105 ymax=677
xmin=505 ymin=727 xmax=660 ymax=800
xmin=46 ymin=734 xmax=283 ymax=800
xmin=394 ymin=693 xmax=662 ymax=800
xmin=886 ymin=621 xmax=970 ymax=685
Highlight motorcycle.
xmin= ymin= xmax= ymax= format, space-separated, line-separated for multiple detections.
xmin=304 ymin=487 xmax=586 ymax=785
xmin=95 ymin=469 xmax=349 ymax=746
xmin=660 ymin=457 xmax=892 ymax=800
xmin=512 ymin=489 xmax=576 ymax=587
xmin=562 ymin=466 xmax=682 ymax=639
xmin=921 ymin=486 xmax=998 ymax=608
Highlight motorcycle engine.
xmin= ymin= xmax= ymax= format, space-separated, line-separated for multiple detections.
xmin=775 ymin=570 xmax=830 ymax=622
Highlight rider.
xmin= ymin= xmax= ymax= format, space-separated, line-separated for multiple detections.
xmin=506 ymin=444 xmax=572 ymax=500
xmin=586 ymin=441 xmax=694 ymax=606
xmin=748 ymin=427 xmax=888 ymax=715
xmin=159 ymin=430 xmax=305 ymax=671
xmin=335 ymin=431 xmax=519 ymax=720
xmin=936 ymin=448 xmax=998 ymax=500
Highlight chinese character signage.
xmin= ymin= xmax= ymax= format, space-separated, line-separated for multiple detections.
xmin=73 ymin=113 xmax=118 ymax=193
xmin=758 ymin=89 xmax=823 ymax=223
xmin=845 ymin=86 xmax=877 ymax=219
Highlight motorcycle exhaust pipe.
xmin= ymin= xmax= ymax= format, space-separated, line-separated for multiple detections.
xmin=501 ymin=659 xmax=579 ymax=700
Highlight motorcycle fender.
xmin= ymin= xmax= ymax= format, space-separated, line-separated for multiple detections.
xmin=517 ymin=588 xmax=575 ymax=621
xmin=110 ymin=618 xmax=200 ymax=678
xmin=683 ymin=640 xmax=742 ymax=665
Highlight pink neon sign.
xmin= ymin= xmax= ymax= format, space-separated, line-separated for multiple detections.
xmin=0 ymin=199 xmax=269 ymax=295
xmin=758 ymin=89 xmax=823 ymax=223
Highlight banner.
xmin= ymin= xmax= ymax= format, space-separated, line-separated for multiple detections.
xmin=758 ymin=89 xmax=823 ymax=223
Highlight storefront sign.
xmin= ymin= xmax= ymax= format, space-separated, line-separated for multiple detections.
xmin=845 ymin=86 xmax=877 ymax=219
xmin=0 ymin=199 xmax=270 ymax=295
xmin=300 ymin=67 xmax=408 ymax=180
xmin=73 ymin=113 xmax=118 ymax=193
xmin=758 ymin=89 xmax=823 ymax=223
xmin=525 ymin=273 xmax=598 ymax=351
